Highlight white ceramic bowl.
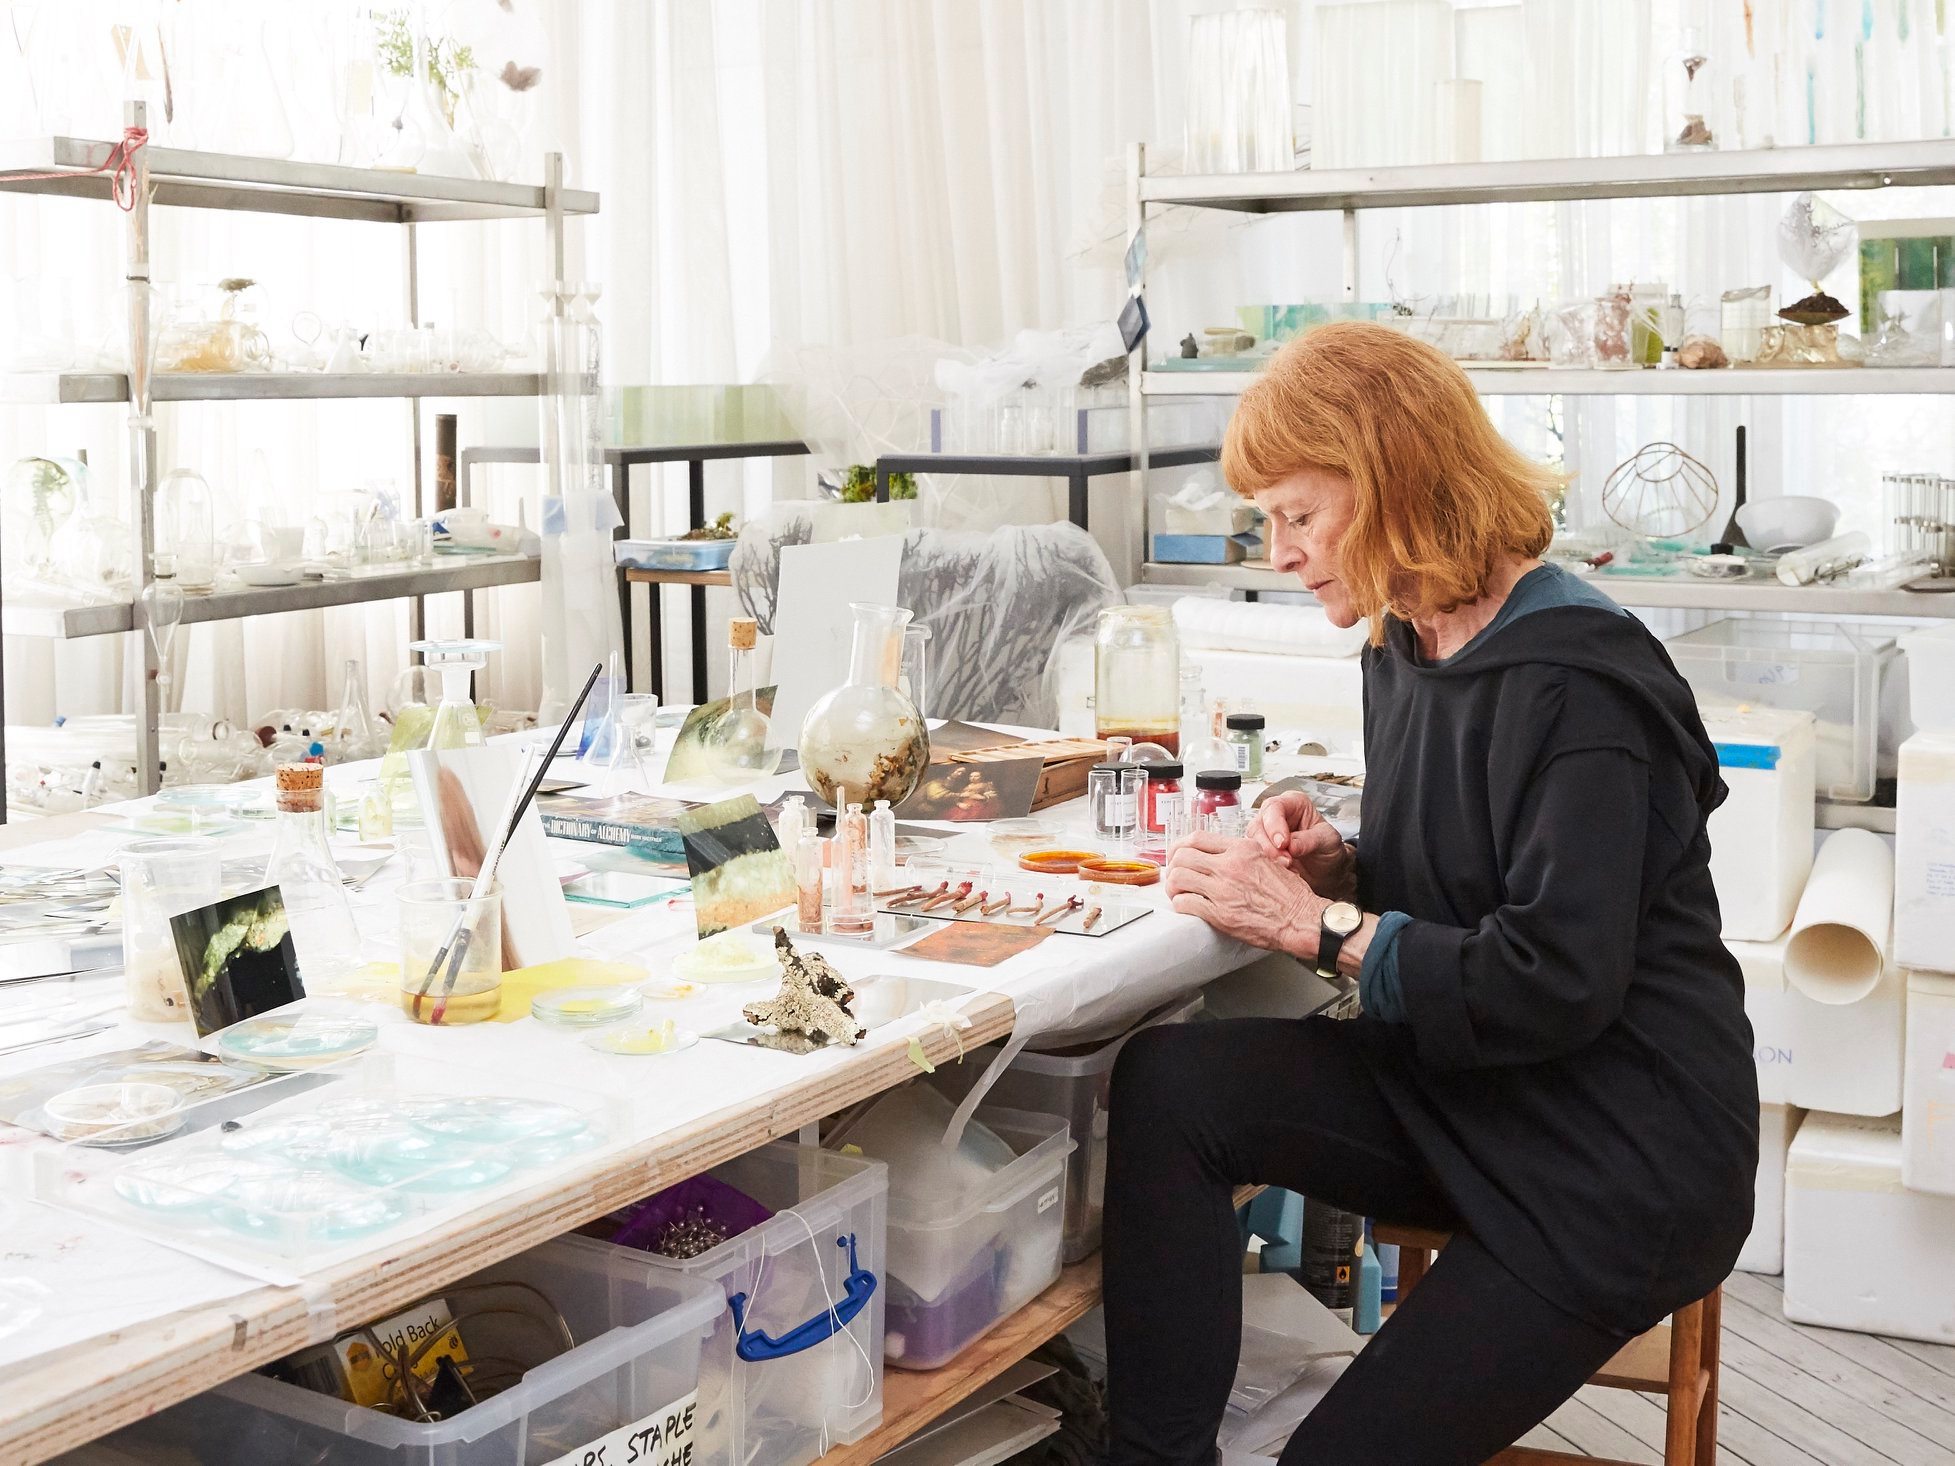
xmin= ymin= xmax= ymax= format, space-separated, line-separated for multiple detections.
xmin=1736 ymin=496 xmax=1840 ymax=552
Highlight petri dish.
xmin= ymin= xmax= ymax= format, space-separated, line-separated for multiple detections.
xmin=893 ymin=834 xmax=947 ymax=860
xmin=675 ymin=932 xmax=777 ymax=985
xmin=531 ymin=986 xmax=644 ymax=1028
xmin=115 ymin=1154 xmax=289 ymax=1216
xmin=216 ymin=1012 xmax=378 ymax=1071
xmin=988 ymin=818 xmax=1059 ymax=857
xmin=220 ymin=1103 xmax=407 ymax=1163
xmin=1017 ymin=848 xmax=1099 ymax=876
xmin=212 ymin=1168 xmax=411 ymax=1242
xmin=322 ymin=1129 xmax=513 ymax=1192
xmin=403 ymin=1096 xmax=591 ymax=1146
xmin=1077 ymin=856 xmax=1162 ymax=887
xmin=586 ymin=1019 xmax=700 ymax=1057
xmin=42 ymin=1082 xmax=184 ymax=1146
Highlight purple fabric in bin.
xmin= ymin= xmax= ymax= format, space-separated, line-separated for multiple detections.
xmin=608 ymin=1175 xmax=774 ymax=1255
xmin=884 ymin=1242 xmax=1006 ymax=1368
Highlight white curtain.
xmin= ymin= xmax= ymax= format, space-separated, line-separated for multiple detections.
xmin=6 ymin=0 xmax=1952 ymax=748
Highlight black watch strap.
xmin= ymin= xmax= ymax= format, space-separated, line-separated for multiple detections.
xmin=1314 ymin=926 xmax=1348 ymax=981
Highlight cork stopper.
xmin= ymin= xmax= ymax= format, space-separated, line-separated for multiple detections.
xmin=275 ymin=761 xmax=325 ymax=813
xmin=729 ymin=617 xmax=758 ymax=652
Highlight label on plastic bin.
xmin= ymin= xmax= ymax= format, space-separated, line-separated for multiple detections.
xmin=543 ymin=1388 xmax=698 ymax=1466
xmin=1038 ymin=1186 xmax=1060 ymax=1215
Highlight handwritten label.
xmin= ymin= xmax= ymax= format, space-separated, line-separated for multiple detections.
xmin=542 ymin=1388 xmax=698 ymax=1466
xmin=1037 ymin=1186 xmax=1061 ymax=1215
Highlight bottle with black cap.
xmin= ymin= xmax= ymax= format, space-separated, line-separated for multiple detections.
xmin=1225 ymin=712 xmax=1266 ymax=778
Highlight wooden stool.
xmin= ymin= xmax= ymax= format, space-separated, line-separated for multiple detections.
xmin=1372 ymin=1223 xmax=1721 ymax=1466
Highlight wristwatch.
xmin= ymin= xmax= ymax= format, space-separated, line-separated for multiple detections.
xmin=1315 ymin=901 xmax=1363 ymax=980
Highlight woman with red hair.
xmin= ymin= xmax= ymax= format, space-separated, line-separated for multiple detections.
xmin=1102 ymin=323 xmax=1756 ymax=1463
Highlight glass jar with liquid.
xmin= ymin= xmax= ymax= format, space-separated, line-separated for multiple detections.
xmin=1095 ymin=605 xmax=1180 ymax=754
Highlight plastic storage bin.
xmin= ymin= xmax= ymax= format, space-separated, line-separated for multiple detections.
xmin=618 ymin=1141 xmax=889 ymax=1466
xmin=1904 ymin=624 xmax=1955 ymax=733
xmin=834 ymin=1103 xmax=1073 ymax=1372
xmin=930 ymin=993 xmax=1202 ymax=1262
xmin=62 ymin=1237 xmax=723 ymax=1466
xmin=1667 ymin=618 xmax=1905 ymax=802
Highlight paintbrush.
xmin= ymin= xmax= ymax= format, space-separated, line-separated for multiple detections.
xmin=417 ymin=662 xmax=602 ymax=1020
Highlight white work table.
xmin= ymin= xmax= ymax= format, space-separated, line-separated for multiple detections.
xmin=0 ymin=727 xmax=1264 ymax=1463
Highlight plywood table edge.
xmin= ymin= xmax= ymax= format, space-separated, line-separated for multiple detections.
xmin=814 ymin=1186 xmax=1264 ymax=1466
xmin=622 ymin=568 xmax=733 ymax=587
xmin=0 ymin=991 xmax=1018 ymax=1465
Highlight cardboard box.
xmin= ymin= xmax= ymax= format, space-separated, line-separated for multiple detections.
xmin=1784 ymin=1111 xmax=1955 ymax=1344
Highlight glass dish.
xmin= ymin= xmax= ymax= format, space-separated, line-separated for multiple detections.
xmin=214 ymin=1012 xmax=377 ymax=1072
xmin=674 ymin=931 xmax=778 ymax=985
xmin=586 ymin=1020 xmax=700 ymax=1057
xmin=531 ymin=986 xmax=644 ymax=1028
xmin=42 ymin=1082 xmax=185 ymax=1146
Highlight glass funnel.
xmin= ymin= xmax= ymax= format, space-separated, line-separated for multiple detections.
xmin=797 ymin=603 xmax=930 ymax=808
xmin=408 ymin=639 xmax=499 ymax=750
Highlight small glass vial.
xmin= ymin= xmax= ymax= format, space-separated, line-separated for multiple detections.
xmin=1105 ymin=736 xmax=1135 ymax=762
xmin=869 ymin=798 xmax=896 ymax=889
xmin=1225 ymin=713 xmax=1266 ymax=779
xmin=794 ymin=829 xmax=825 ymax=934
xmin=830 ymin=800 xmax=873 ymax=935
xmin=1141 ymin=760 xmax=1185 ymax=835
xmin=1195 ymin=770 xmax=1246 ymax=835
xmin=1088 ymin=761 xmax=1144 ymax=842
xmin=776 ymin=794 xmax=808 ymax=857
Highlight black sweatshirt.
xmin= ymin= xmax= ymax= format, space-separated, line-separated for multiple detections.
xmin=1350 ymin=602 xmax=1759 ymax=1335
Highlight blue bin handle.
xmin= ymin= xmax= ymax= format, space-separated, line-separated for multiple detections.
xmin=727 ymin=1233 xmax=878 ymax=1363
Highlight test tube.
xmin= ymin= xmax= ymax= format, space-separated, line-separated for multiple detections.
xmin=829 ymin=798 xmax=874 ymax=935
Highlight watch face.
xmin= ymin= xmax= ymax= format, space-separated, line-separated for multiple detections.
xmin=1323 ymin=901 xmax=1363 ymax=937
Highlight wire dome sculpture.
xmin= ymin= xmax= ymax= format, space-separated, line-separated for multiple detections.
xmin=1601 ymin=441 xmax=1720 ymax=539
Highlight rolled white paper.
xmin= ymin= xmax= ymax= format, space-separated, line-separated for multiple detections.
xmin=1784 ymin=827 xmax=1895 ymax=1005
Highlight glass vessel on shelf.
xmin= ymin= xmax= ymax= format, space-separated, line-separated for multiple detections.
xmin=3 ymin=456 xmax=80 ymax=581
xmin=798 ymin=603 xmax=931 ymax=809
xmin=265 ymin=762 xmax=362 ymax=987
xmin=705 ymin=617 xmax=782 ymax=784
xmin=155 ymin=469 xmax=217 ymax=592
xmin=1095 ymin=605 xmax=1181 ymax=755
xmin=1665 ymin=28 xmax=1714 ymax=152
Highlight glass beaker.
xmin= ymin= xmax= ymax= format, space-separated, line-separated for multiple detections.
xmin=399 ymin=878 xmax=502 ymax=1025
xmin=120 ymin=838 xmax=224 ymax=1022
xmin=797 ymin=603 xmax=931 ymax=808
xmin=155 ymin=469 xmax=217 ymax=591
xmin=1095 ymin=605 xmax=1181 ymax=754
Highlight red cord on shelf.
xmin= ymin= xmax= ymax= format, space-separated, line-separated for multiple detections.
xmin=10 ymin=128 xmax=150 ymax=211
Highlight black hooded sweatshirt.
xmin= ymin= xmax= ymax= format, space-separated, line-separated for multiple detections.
xmin=1350 ymin=599 xmax=1759 ymax=1335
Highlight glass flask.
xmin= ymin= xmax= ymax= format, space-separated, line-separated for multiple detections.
xmin=1095 ymin=605 xmax=1181 ymax=754
xmin=328 ymin=660 xmax=382 ymax=763
xmin=409 ymin=639 xmax=497 ymax=750
xmin=3 ymin=456 xmax=80 ymax=580
xmin=1665 ymin=28 xmax=1714 ymax=152
xmin=155 ymin=469 xmax=217 ymax=592
xmin=265 ymin=762 xmax=362 ymax=987
xmin=704 ymin=616 xmax=782 ymax=784
xmin=901 ymin=624 xmax=932 ymax=720
xmin=798 ymin=603 xmax=932 ymax=808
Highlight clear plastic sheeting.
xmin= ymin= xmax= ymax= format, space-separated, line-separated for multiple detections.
xmin=761 ymin=336 xmax=964 ymax=485
xmin=730 ymin=506 xmax=1120 ymax=727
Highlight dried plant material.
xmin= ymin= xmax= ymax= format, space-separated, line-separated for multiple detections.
xmin=499 ymin=61 xmax=542 ymax=91
xmin=1678 ymin=335 xmax=1729 ymax=370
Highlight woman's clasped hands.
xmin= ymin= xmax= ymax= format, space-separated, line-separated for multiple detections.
xmin=1163 ymin=791 xmax=1353 ymax=955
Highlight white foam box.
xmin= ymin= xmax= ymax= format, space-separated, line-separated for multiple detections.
xmin=1182 ymin=648 xmax=1366 ymax=749
xmin=1729 ymin=935 xmax=1903 ymax=1116
xmin=1736 ymin=1103 xmax=1803 ymax=1275
xmin=1784 ymin=1111 xmax=1955 ymax=1344
xmin=1896 ymin=731 xmax=1955 ymax=974
xmin=1903 ymin=968 xmax=1955 ymax=1195
xmin=1702 ymin=708 xmax=1815 ymax=942
xmin=1729 ymin=935 xmax=1795 ymax=1106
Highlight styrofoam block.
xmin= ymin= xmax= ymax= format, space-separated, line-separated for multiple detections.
xmin=1903 ymin=969 xmax=1955 ymax=1195
xmin=1785 ymin=960 xmax=1905 ymax=1118
xmin=1182 ymin=648 xmax=1365 ymax=748
xmin=1896 ymin=731 xmax=1955 ymax=974
xmin=1703 ymin=708 xmax=1815 ymax=942
xmin=1729 ymin=934 xmax=1795 ymax=1106
xmin=1784 ymin=1111 xmax=1955 ymax=1344
xmin=1737 ymin=1103 xmax=1803 ymax=1275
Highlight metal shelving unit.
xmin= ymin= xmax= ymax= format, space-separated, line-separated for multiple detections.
xmin=0 ymin=112 xmax=596 ymax=816
xmin=870 ymin=444 xmax=1223 ymax=530
xmin=1140 ymin=557 xmax=1955 ymax=619
xmin=1126 ymin=137 xmax=1955 ymax=606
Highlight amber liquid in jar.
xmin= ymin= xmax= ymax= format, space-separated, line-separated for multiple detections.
xmin=1096 ymin=725 xmax=1180 ymax=756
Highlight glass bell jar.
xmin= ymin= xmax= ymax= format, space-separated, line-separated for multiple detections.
xmin=798 ymin=603 xmax=931 ymax=809
xmin=1095 ymin=605 xmax=1181 ymax=755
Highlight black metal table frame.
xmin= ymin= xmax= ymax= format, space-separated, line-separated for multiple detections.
xmin=871 ymin=445 xmax=1221 ymax=529
xmin=458 ymin=440 xmax=807 ymax=704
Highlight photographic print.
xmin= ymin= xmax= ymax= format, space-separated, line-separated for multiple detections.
xmin=676 ymin=794 xmax=796 ymax=938
xmin=169 ymin=887 xmax=304 ymax=1036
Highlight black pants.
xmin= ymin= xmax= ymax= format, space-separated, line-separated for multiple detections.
xmin=1102 ymin=1018 xmax=1634 ymax=1466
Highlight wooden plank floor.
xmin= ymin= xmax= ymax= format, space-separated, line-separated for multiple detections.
xmin=1512 ymin=1273 xmax=1955 ymax=1465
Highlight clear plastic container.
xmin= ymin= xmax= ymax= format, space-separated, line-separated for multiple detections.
xmin=1667 ymin=618 xmax=1905 ymax=802
xmin=1903 ymin=624 xmax=1955 ymax=733
xmin=931 ymin=994 xmax=1203 ymax=1262
xmin=831 ymin=1104 xmax=1073 ymax=1371
xmin=609 ymin=1141 xmax=889 ymax=1466
xmin=67 ymin=1237 xmax=723 ymax=1466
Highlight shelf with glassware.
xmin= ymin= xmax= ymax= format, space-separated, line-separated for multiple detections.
xmin=0 ymin=104 xmax=593 ymax=817
xmin=0 ymin=371 xmax=548 ymax=405
xmin=1 ymin=555 xmax=542 ymax=640
xmin=1141 ymin=365 xmax=1955 ymax=397
xmin=1139 ymin=557 xmax=1955 ymax=619
xmin=0 ymin=135 xmax=601 ymax=223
